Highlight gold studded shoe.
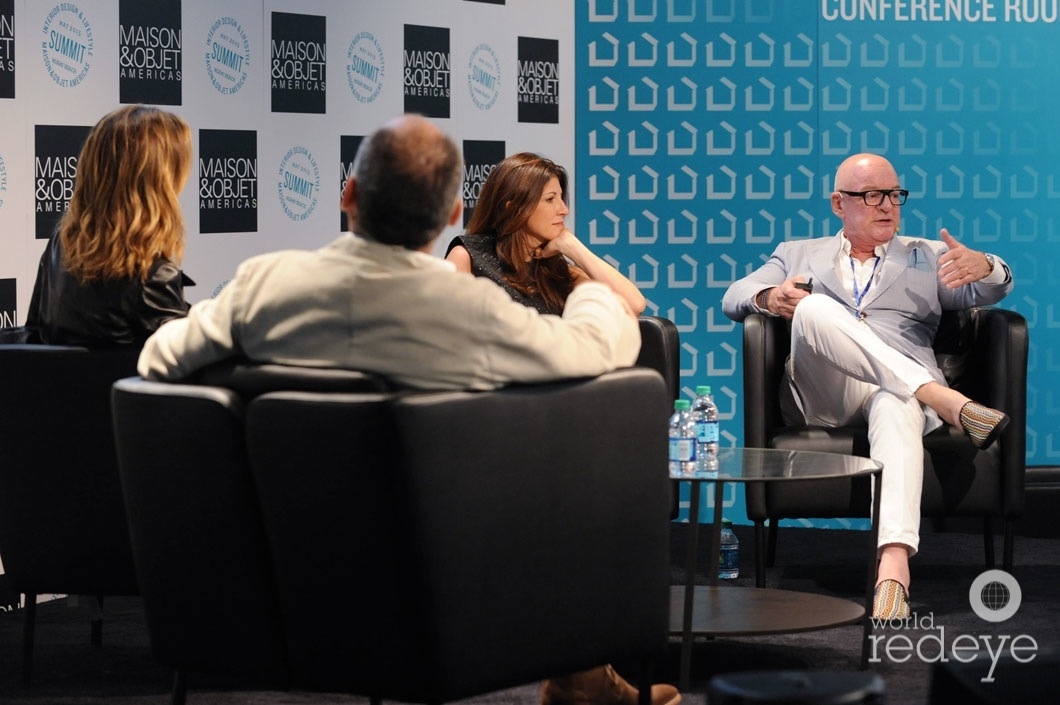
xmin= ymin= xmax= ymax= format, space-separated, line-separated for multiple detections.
xmin=872 ymin=579 xmax=910 ymax=620
xmin=959 ymin=401 xmax=1009 ymax=450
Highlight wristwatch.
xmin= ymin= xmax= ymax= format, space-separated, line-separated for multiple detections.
xmin=756 ymin=288 xmax=772 ymax=314
xmin=984 ymin=253 xmax=996 ymax=272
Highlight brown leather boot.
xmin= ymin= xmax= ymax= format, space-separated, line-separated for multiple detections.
xmin=541 ymin=665 xmax=681 ymax=705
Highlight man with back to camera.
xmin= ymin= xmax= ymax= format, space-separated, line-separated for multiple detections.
xmin=137 ymin=114 xmax=681 ymax=705
xmin=721 ymin=152 xmax=1013 ymax=621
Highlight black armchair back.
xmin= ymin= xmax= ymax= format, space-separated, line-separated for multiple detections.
xmin=741 ymin=307 xmax=1028 ymax=579
xmin=113 ymin=365 xmax=672 ymax=705
xmin=0 ymin=343 xmax=141 ymax=684
xmin=110 ymin=363 xmax=387 ymax=700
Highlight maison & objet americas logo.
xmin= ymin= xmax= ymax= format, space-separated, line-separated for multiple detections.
xmin=34 ymin=123 xmax=90 ymax=238
xmin=271 ymin=11 xmax=326 ymax=114
xmin=198 ymin=128 xmax=257 ymax=234
xmin=461 ymin=140 xmax=505 ymax=227
xmin=404 ymin=24 xmax=450 ymax=118
xmin=868 ymin=569 xmax=1037 ymax=683
xmin=118 ymin=0 xmax=181 ymax=106
xmin=1 ymin=0 xmax=14 ymax=99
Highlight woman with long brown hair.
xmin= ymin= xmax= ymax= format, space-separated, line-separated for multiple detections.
xmin=26 ymin=104 xmax=194 ymax=346
xmin=446 ymin=152 xmax=645 ymax=315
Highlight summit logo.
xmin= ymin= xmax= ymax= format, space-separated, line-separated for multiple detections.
xmin=276 ymin=145 xmax=320 ymax=223
xmin=0 ymin=150 xmax=7 ymax=210
xmin=40 ymin=3 xmax=94 ymax=89
xmin=467 ymin=43 xmax=500 ymax=111
xmin=346 ymin=32 xmax=384 ymax=104
xmin=205 ymin=16 xmax=251 ymax=96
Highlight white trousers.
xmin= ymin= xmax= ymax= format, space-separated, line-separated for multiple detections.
xmin=785 ymin=295 xmax=943 ymax=555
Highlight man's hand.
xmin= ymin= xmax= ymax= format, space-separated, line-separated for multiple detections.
xmin=760 ymin=277 xmax=812 ymax=319
xmin=937 ymin=228 xmax=991 ymax=289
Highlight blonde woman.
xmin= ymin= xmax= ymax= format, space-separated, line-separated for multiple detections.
xmin=26 ymin=104 xmax=194 ymax=346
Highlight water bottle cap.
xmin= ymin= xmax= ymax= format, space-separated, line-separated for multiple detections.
xmin=722 ymin=519 xmax=733 ymax=527
xmin=696 ymin=385 xmax=711 ymax=395
xmin=674 ymin=399 xmax=691 ymax=410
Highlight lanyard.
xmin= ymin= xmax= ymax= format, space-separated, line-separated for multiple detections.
xmin=850 ymin=255 xmax=880 ymax=318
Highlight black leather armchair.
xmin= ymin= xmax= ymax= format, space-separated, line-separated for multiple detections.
xmin=110 ymin=363 xmax=386 ymax=704
xmin=741 ymin=307 xmax=1028 ymax=583
xmin=0 ymin=343 xmax=141 ymax=684
xmin=636 ymin=315 xmax=680 ymax=402
xmin=635 ymin=315 xmax=681 ymax=519
xmin=112 ymin=365 xmax=672 ymax=705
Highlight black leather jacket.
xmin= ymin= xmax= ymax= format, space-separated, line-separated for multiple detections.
xmin=25 ymin=235 xmax=193 ymax=346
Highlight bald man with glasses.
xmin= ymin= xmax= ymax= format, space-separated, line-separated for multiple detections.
xmin=722 ymin=153 xmax=1013 ymax=621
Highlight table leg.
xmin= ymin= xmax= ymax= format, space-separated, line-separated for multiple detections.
xmin=678 ymin=480 xmax=727 ymax=692
xmin=861 ymin=470 xmax=882 ymax=668
xmin=710 ymin=481 xmax=724 ymax=588
xmin=678 ymin=481 xmax=700 ymax=692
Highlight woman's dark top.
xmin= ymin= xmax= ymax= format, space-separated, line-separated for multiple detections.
xmin=446 ymin=234 xmax=559 ymax=315
xmin=25 ymin=234 xmax=193 ymax=346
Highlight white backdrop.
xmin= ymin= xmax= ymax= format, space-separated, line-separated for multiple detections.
xmin=0 ymin=0 xmax=574 ymax=315
xmin=0 ymin=0 xmax=573 ymax=608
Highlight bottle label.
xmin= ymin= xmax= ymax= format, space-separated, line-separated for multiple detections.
xmin=696 ymin=421 xmax=719 ymax=443
xmin=669 ymin=438 xmax=695 ymax=462
xmin=719 ymin=546 xmax=739 ymax=577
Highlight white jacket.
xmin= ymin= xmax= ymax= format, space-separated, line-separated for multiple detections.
xmin=138 ymin=233 xmax=641 ymax=390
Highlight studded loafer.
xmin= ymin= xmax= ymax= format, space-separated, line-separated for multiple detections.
xmin=959 ymin=401 xmax=1009 ymax=451
xmin=872 ymin=579 xmax=910 ymax=620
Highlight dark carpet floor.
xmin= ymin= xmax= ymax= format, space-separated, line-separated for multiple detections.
xmin=1 ymin=523 xmax=1057 ymax=705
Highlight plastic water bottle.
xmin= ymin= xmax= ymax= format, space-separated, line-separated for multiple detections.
xmin=691 ymin=385 xmax=720 ymax=472
xmin=719 ymin=519 xmax=739 ymax=579
xmin=668 ymin=399 xmax=697 ymax=475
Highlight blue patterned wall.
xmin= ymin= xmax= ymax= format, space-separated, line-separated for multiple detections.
xmin=576 ymin=0 xmax=1060 ymax=525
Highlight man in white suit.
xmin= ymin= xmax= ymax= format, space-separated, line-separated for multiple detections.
xmin=722 ymin=153 xmax=1013 ymax=620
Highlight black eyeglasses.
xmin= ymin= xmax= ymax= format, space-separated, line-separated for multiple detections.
xmin=838 ymin=189 xmax=909 ymax=206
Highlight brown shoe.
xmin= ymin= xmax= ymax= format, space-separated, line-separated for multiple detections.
xmin=541 ymin=665 xmax=681 ymax=705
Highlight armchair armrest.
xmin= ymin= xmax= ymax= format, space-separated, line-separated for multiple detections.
xmin=636 ymin=316 xmax=680 ymax=402
xmin=967 ymin=307 xmax=1029 ymax=516
xmin=742 ymin=313 xmax=789 ymax=448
